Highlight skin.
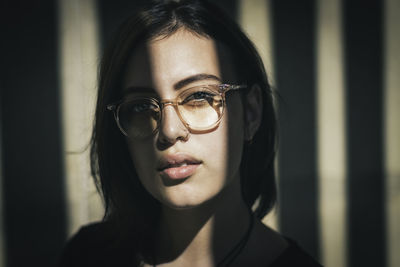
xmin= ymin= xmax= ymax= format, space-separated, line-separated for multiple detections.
xmin=122 ymin=29 xmax=287 ymax=266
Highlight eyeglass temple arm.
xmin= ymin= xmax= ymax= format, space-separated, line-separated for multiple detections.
xmin=221 ymin=84 xmax=247 ymax=93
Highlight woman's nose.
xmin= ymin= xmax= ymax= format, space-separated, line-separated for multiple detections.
xmin=157 ymin=104 xmax=189 ymax=145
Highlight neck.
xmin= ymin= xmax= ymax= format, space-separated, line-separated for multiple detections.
xmin=154 ymin=178 xmax=251 ymax=266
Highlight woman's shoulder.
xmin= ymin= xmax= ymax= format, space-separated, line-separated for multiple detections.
xmin=60 ymin=221 xmax=323 ymax=267
xmin=59 ymin=221 xmax=131 ymax=267
xmin=63 ymin=221 xmax=114 ymax=250
xmin=244 ymin=219 xmax=322 ymax=267
xmin=269 ymin=238 xmax=323 ymax=267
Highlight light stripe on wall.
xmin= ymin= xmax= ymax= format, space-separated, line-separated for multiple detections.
xmin=239 ymin=0 xmax=276 ymax=86
xmin=315 ymin=0 xmax=347 ymax=266
xmin=238 ymin=0 xmax=278 ymax=230
xmin=384 ymin=0 xmax=400 ymax=266
xmin=0 ymin=106 xmax=5 ymax=267
xmin=58 ymin=0 xmax=104 ymax=236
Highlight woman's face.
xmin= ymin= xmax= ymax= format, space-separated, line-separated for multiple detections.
xmin=122 ymin=30 xmax=245 ymax=209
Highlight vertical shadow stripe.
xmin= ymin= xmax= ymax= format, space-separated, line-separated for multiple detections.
xmin=344 ymin=0 xmax=386 ymax=266
xmin=271 ymin=0 xmax=320 ymax=259
xmin=1 ymin=1 xmax=67 ymax=266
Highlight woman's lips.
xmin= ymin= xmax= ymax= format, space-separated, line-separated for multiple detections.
xmin=157 ymin=153 xmax=202 ymax=180
xmin=161 ymin=163 xmax=200 ymax=179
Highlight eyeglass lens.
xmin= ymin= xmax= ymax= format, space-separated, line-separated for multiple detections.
xmin=118 ymin=85 xmax=224 ymax=138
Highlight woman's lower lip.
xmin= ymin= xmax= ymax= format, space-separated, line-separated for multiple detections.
xmin=161 ymin=164 xmax=200 ymax=179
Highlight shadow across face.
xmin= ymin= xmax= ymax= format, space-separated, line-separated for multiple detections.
xmin=117 ymin=29 xmax=253 ymax=264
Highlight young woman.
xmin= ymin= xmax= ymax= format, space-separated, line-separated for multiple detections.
xmin=60 ymin=0 xmax=322 ymax=266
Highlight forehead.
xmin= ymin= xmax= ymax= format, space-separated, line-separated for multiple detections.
xmin=122 ymin=29 xmax=236 ymax=92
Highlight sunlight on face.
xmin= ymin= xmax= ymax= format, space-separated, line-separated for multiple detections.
xmin=122 ymin=29 xmax=245 ymax=209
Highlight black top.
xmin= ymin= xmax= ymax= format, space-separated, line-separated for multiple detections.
xmin=59 ymin=222 xmax=323 ymax=267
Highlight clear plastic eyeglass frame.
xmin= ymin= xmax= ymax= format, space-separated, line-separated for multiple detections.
xmin=106 ymin=83 xmax=247 ymax=137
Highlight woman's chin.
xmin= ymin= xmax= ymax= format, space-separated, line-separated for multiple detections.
xmin=156 ymin=187 xmax=220 ymax=211
xmin=159 ymin=195 xmax=209 ymax=210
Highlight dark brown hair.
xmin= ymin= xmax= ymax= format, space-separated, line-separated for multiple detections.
xmin=90 ymin=0 xmax=277 ymax=262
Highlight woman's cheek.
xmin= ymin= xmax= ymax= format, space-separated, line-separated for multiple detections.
xmin=126 ymin=139 xmax=157 ymax=183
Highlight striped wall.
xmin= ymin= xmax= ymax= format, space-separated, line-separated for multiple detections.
xmin=1 ymin=0 xmax=399 ymax=266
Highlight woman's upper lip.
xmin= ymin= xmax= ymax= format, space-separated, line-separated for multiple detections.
xmin=157 ymin=153 xmax=202 ymax=171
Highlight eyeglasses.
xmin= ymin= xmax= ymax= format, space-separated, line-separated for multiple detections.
xmin=107 ymin=84 xmax=247 ymax=138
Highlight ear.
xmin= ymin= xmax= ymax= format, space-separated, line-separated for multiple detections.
xmin=243 ymin=84 xmax=263 ymax=142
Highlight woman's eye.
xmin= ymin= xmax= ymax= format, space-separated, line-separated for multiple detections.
xmin=130 ymin=102 xmax=156 ymax=113
xmin=183 ymin=91 xmax=215 ymax=104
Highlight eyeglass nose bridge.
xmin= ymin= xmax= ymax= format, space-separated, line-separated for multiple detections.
xmin=158 ymin=99 xmax=190 ymax=129
xmin=160 ymin=99 xmax=179 ymax=108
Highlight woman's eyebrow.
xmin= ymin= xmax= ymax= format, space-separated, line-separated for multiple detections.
xmin=122 ymin=73 xmax=221 ymax=94
xmin=173 ymin=73 xmax=221 ymax=90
